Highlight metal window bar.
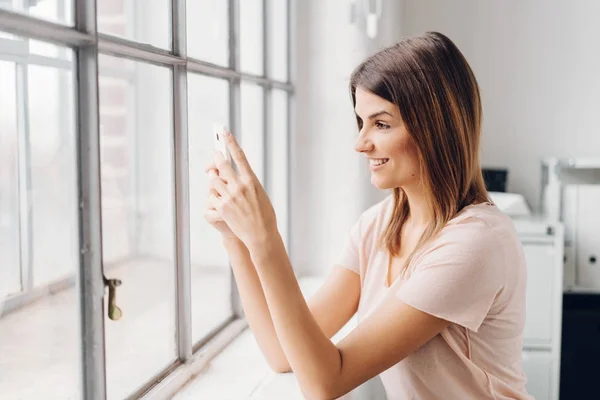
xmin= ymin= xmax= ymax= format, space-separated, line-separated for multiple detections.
xmin=73 ymin=0 xmax=107 ymax=398
xmin=262 ymin=0 xmax=270 ymax=202
xmin=172 ymin=0 xmax=192 ymax=363
xmin=15 ymin=62 xmax=32 ymax=293
xmin=287 ymin=0 xmax=295 ymax=254
xmin=229 ymin=0 xmax=244 ymax=318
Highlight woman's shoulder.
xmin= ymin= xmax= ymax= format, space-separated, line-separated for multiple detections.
xmin=446 ymin=202 xmax=519 ymax=241
xmin=356 ymin=194 xmax=395 ymax=232
xmin=425 ymin=202 xmax=523 ymax=270
xmin=349 ymin=195 xmax=394 ymax=251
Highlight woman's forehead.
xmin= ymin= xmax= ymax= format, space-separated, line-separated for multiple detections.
xmin=355 ymin=88 xmax=398 ymax=117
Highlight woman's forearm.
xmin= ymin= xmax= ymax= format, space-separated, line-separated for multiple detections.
xmin=223 ymin=237 xmax=291 ymax=372
xmin=249 ymin=234 xmax=342 ymax=399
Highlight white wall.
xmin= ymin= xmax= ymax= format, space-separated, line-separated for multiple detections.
xmin=402 ymin=0 xmax=600 ymax=211
xmin=292 ymin=0 xmax=404 ymax=278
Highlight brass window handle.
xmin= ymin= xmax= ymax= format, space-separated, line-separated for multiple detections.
xmin=103 ymin=276 xmax=122 ymax=321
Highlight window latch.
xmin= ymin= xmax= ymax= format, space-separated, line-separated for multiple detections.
xmin=103 ymin=276 xmax=122 ymax=321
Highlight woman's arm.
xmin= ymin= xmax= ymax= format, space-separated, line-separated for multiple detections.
xmin=249 ymin=233 xmax=450 ymax=400
xmin=223 ymin=236 xmax=290 ymax=372
xmin=223 ymin=236 xmax=361 ymax=373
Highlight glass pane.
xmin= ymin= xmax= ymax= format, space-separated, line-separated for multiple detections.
xmin=241 ymin=82 xmax=265 ymax=184
xmin=99 ymin=55 xmax=176 ymax=399
xmin=187 ymin=74 xmax=233 ymax=343
xmin=187 ymin=0 xmax=229 ymax=66
xmin=268 ymin=0 xmax=288 ymax=81
xmin=29 ymin=40 xmax=73 ymax=61
xmin=98 ymin=0 xmax=171 ymax=50
xmin=0 ymin=31 xmax=71 ymax=61
xmin=269 ymin=90 xmax=289 ymax=247
xmin=0 ymin=61 xmax=20 ymax=298
xmin=0 ymin=50 xmax=81 ymax=400
xmin=0 ymin=0 xmax=73 ymax=26
xmin=29 ymin=65 xmax=78 ymax=286
xmin=240 ymin=0 xmax=264 ymax=75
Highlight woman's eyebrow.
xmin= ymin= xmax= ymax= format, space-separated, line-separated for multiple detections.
xmin=354 ymin=110 xmax=394 ymax=119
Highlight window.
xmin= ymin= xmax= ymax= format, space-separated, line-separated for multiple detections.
xmin=0 ymin=0 xmax=293 ymax=397
xmin=187 ymin=74 xmax=233 ymax=343
xmin=0 ymin=61 xmax=19 ymax=297
xmin=241 ymin=82 xmax=265 ymax=183
xmin=269 ymin=89 xmax=290 ymax=247
xmin=29 ymin=64 xmax=78 ymax=286
xmin=99 ymin=55 xmax=177 ymax=399
xmin=0 ymin=0 xmax=73 ymax=25
xmin=268 ymin=0 xmax=289 ymax=81
xmin=187 ymin=0 xmax=229 ymax=66
xmin=0 ymin=41 xmax=81 ymax=400
xmin=98 ymin=0 xmax=171 ymax=49
xmin=240 ymin=0 xmax=264 ymax=75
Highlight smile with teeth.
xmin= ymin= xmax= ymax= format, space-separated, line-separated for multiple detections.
xmin=369 ymin=158 xmax=389 ymax=166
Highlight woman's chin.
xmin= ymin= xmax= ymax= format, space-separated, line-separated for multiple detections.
xmin=370 ymin=175 xmax=395 ymax=190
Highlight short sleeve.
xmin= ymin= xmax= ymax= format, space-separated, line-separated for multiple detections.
xmin=396 ymin=219 xmax=505 ymax=332
xmin=335 ymin=217 xmax=362 ymax=274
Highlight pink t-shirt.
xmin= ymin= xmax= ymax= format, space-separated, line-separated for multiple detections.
xmin=337 ymin=195 xmax=533 ymax=400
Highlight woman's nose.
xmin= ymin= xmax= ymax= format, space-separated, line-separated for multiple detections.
xmin=354 ymin=130 xmax=372 ymax=153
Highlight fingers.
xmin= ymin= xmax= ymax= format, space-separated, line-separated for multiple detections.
xmin=203 ymin=208 xmax=223 ymax=224
xmin=213 ymin=150 xmax=237 ymax=182
xmin=222 ymin=131 xmax=254 ymax=177
xmin=204 ymin=160 xmax=217 ymax=173
xmin=208 ymin=170 xmax=229 ymax=199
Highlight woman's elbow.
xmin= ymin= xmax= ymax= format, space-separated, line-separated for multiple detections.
xmin=300 ymin=381 xmax=342 ymax=400
xmin=266 ymin=359 xmax=292 ymax=374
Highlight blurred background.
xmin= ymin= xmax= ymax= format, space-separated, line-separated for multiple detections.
xmin=1 ymin=0 xmax=599 ymax=399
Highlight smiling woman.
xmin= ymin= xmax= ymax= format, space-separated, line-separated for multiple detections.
xmin=204 ymin=31 xmax=533 ymax=400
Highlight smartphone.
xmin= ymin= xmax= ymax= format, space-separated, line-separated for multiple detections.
xmin=213 ymin=123 xmax=231 ymax=161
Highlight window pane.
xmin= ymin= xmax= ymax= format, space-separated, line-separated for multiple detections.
xmin=240 ymin=83 xmax=265 ymax=184
xmin=0 ymin=49 xmax=81 ymax=400
xmin=187 ymin=0 xmax=229 ymax=66
xmin=269 ymin=90 xmax=289 ymax=247
xmin=98 ymin=0 xmax=171 ymax=49
xmin=187 ymin=74 xmax=233 ymax=343
xmin=29 ymin=39 xmax=72 ymax=61
xmin=0 ymin=0 xmax=73 ymax=25
xmin=0 ymin=61 xmax=20 ymax=297
xmin=29 ymin=65 xmax=78 ymax=286
xmin=240 ymin=0 xmax=264 ymax=75
xmin=99 ymin=55 xmax=176 ymax=399
xmin=268 ymin=0 xmax=288 ymax=81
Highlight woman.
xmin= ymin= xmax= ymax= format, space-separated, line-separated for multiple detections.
xmin=205 ymin=31 xmax=532 ymax=400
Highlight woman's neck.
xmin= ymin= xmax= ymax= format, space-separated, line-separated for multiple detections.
xmin=401 ymin=185 xmax=433 ymax=227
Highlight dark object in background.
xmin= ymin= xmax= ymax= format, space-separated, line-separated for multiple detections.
xmin=482 ymin=168 xmax=508 ymax=192
xmin=560 ymin=293 xmax=600 ymax=399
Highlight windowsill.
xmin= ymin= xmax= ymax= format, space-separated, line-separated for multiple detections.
xmin=170 ymin=276 xmax=359 ymax=400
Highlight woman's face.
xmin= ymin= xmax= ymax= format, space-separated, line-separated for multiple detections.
xmin=354 ymin=86 xmax=421 ymax=190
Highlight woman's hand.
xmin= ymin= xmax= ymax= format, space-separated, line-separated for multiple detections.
xmin=204 ymin=170 xmax=237 ymax=239
xmin=206 ymin=131 xmax=278 ymax=253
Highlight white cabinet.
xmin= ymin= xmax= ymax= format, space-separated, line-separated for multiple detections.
xmin=514 ymin=218 xmax=563 ymax=400
xmin=522 ymin=244 xmax=556 ymax=347
xmin=522 ymin=350 xmax=553 ymax=400
xmin=573 ymin=185 xmax=600 ymax=289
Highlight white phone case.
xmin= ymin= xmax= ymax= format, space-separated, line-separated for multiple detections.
xmin=213 ymin=123 xmax=230 ymax=160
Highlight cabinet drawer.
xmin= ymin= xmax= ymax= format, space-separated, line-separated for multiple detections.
xmin=522 ymin=350 xmax=554 ymax=400
xmin=522 ymin=243 xmax=556 ymax=346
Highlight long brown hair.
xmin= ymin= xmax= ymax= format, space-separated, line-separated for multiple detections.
xmin=349 ymin=31 xmax=490 ymax=272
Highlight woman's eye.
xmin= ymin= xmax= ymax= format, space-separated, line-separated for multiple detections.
xmin=375 ymin=121 xmax=390 ymax=130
